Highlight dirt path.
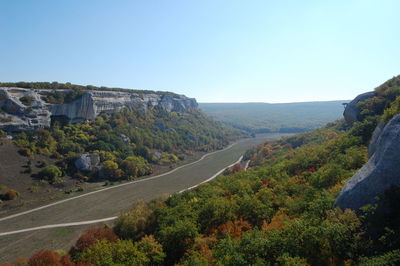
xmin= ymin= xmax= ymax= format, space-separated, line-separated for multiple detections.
xmin=0 ymin=133 xmax=286 ymax=263
xmin=0 ymin=155 xmax=243 ymax=237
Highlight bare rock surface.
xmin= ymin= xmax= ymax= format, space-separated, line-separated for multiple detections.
xmin=0 ymin=88 xmax=197 ymax=131
xmin=74 ymin=153 xmax=101 ymax=172
xmin=343 ymin=91 xmax=376 ymax=124
xmin=336 ymin=114 xmax=400 ymax=210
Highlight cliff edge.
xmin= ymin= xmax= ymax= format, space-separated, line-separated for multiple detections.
xmin=0 ymin=88 xmax=197 ymax=131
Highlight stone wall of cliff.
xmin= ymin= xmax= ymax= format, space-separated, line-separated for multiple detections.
xmin=336 ymin=90 xmax=400 ymax=211
xmin=0 ymin=88 xmax=198 ymax=131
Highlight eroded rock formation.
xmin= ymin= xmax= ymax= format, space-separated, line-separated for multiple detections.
xmin=0 ymin=88 xmax=198 ymax=131
xmin=335 ymin=114 xmax=400 ymax=210
xmin=343 ymin=91 xmax=376 ymax=124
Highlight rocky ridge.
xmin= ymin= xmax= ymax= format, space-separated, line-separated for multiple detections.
xmin=343 ymin=91 xmax=376 ymax=124
xmin=0 ymin=87 xmax=198 ymax=131
xmin=336 ymin=91 xmax=400 ymax=211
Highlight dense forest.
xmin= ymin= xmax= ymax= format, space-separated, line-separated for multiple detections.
xmin=200 ymin=101 xmax=345 ymax=133
xmin=15 ymin=76 xmax=400 ymax=265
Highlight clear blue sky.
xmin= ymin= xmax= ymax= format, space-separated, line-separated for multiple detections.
xmin=1 ymin=0 xmax=399 ymax=103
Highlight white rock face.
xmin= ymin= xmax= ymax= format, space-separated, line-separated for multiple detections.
xmin=0 ymin=88 xmax=51 ymax=131
xmin=0 ymin=88 xmax=198 ymax=130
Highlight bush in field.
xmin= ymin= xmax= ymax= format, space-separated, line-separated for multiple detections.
xmin=102 ymin=160 xmax=119 ymax=180
xmin=18 ymin=147 xmax=32 ymax=157
xmin=38 ymin=165 xmax=62 ymax=183
xmin=121 ymin=156 xmax=151 ymax=178
xmin=2 ymin=189 xmax=19 ymax=200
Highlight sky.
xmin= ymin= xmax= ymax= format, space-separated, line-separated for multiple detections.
xmin=0 ymin=0 xmax=399 ymax=103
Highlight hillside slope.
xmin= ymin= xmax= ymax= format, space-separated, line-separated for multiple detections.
xmin=15 ymin=75 xmax=400 ymax=265
xmin=0 ymin=82 xmax=244 ymax=213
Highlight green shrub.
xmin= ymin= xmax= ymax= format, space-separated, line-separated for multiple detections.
xmin=19 ymin=96 xmax=34 ymax=106
xmin=38 ymin=165 xmax=62 ymax=183
xmin=382 ymin=96 xmax=400 ymax=122
xmin=102 ymin=160 xmax=119 ymax=180
xmin=114 ymin=201 xmax=155 ymax=241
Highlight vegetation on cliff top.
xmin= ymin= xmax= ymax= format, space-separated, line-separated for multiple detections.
xmin=0 ymin=81 xmax=180 ymax=96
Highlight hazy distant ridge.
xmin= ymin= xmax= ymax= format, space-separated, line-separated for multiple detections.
xmin=199 ymin=100 xmax=348 ymax=133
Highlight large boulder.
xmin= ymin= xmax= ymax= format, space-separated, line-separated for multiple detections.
xmin=335 ymin=114 xmax=400 ymax=210
xmin=74 ymin=153 xmax=100 ymax=172
xmin=343 ymin=91 xmax=376 ymax=124
xmin=368 ymin=121 xmax=385 ymax=158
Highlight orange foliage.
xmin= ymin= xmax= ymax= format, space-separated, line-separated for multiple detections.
xmin=28 ymin=250 xmax=72 ymax=266
xmin=69 ymin=227 xmax=118 ymax=256
xmin=190 ymin=236 xmax=218 ymax=264
xmin=3 ymin=190 xmax=18 ymax=200
xmin=262 ymin=178 xmax=270 ymax=187
xmin=232 ymin=163 xmax=244 ymax=172
xmin=262 ymin=213 xmax=291 ymax=231
xmin=214 ymin=219 xmax=252 ymax=239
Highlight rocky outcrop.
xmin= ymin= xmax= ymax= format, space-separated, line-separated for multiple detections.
xmin=343 ymin=91 xmax=376 ymax=124
xmin=74 ymin=153 xmax=100 ymax=172
xmin=0 ymin=88 xmax=198 ymax=131
xmin=368 ymin=121 xmax=385 ymax=158
xmin=335 ymin=114 xmax=400 ymax=210
xmin=0 ymin=88 xmax=51 ymax=131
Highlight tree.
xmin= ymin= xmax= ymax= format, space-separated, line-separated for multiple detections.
xmin=114 ymin=201 xmax=154 ymax=241
xmin=157 ymin=219 xmax=199 ymax=264
xmin=121 ymin=156 xmax=151 ymax=178
xmin=70 ymin=227 xmax=118 ymax=259
xmin=28 ymin=249 xmax=73 ymax=266
xmin=136 ymin=235 xmax=165 ymax=265
xmin=75 ymin=239 xmax=147 ymax=266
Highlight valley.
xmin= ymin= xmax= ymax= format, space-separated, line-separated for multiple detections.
xmin=2 ymin=2 xmax=399 ymax=264
xmin=200 ymin=101 xmax=346 ymax=133
xmin=0 ymin=133 xmax=287 ymax=263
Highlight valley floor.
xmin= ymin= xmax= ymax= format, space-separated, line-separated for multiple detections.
xmin=0 ymin=133 xmax=288 ymax=263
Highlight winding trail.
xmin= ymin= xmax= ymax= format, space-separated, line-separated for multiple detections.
xmin=0 ymin=217 xmax=118 ymax=237
xmin=0 ymin=133 xmax=285 ymax=263
xmin=0 ymin=155 xmax=243 ymax=237
xmin=0 ymin=142 xmax=237 ymax=223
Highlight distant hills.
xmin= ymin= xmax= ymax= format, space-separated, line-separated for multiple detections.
xmin=199 ymin=100 xmax=348 ymax=133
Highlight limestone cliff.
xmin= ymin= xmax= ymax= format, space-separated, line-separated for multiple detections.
xmin=335 ymin=113 xmax=400 ymax=210
xmin=0 ymin=87 xmax=198 ymax=131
